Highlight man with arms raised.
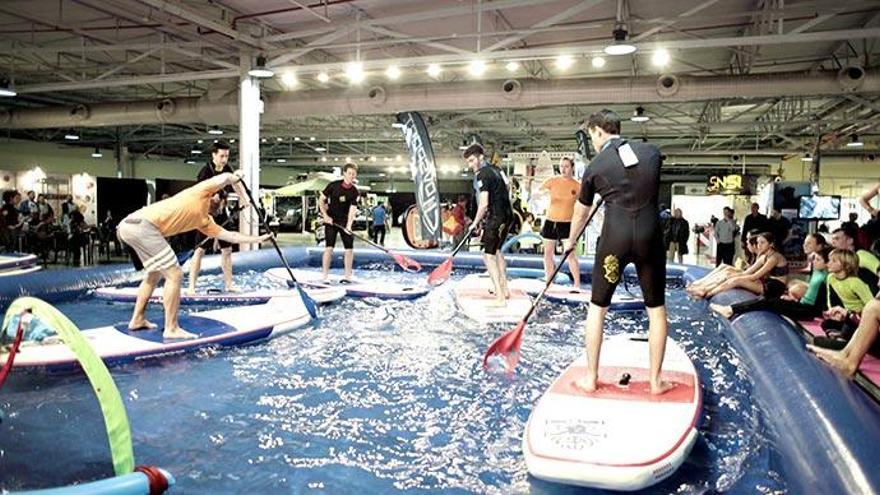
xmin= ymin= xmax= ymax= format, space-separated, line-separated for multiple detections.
xmin=565 ymin=109 xmax=672 ymax=395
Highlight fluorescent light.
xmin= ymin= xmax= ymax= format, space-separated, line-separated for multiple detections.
xmin=652 ymin=49 xmax=670 ymax=67
xmin=345 ymin=62 xmax=365 ymax=84
xmin=426 ymin=64 xmax=442 ymax=78
xmin=505 ymin=61 xmax=520 ymax=72
xmin=631 ymin=106 xmax=650 ymax=123
xmin=185 ymin=159 xmax=196 ymax=164
xmin=591 ymin=56 xmax=606 ymax=68
xmin=64 ymin=133 xmax=79 ymax=140
xmin=248 ymin=56 xmax=274 ymax=78
xmin=468 ymin=60 xmax=487 ymax=77
xmin=91 ymin=148 xmax=102 ymax=158
xmin=605 ymin=28 xmax=637 ymax=55
xmin=315 ymin=146 xmax=327 ymax=152
xmin=208 ymin=126 xmax=223 ymax=135
xmin=555 ymin=55 xmax=574 ymax=71
xmin=847 ymin=135 xmax=864 ymax=147
xmin=191 ymin=149 xmax=202 ymax=154
xmin=385 ymin=65 xmax=401 ymax=80
xmin=316 ymin=72 xmax=330 ymax=83
xmin=276 ymin=158 xmax=287 ymax=163
xmin=280 ymin=71 xmax=299 ymax=88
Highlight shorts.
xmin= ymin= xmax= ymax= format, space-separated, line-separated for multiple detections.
xmin=325 ymin=223 xmax=354 ymax=249
xmin=117 ymin=217 xmax=178 ymax=273
xmin=591 ymin=204 xmax=665 ymax=308
xmin=481 ymin=220 xmax=510 ymax=255
xmin=540 ymin=220 xmax=571 ymax=241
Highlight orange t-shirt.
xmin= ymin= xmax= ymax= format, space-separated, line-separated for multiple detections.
xmin=541 ymin=176 xmax=580 ymax=222
xmin=136 ymin=180 xmax=223 ymax=237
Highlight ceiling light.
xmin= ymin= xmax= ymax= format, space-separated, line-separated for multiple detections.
xmin=802 ymin=153 xmax=813 ymax=162
xmin=847 ymin=134 xmax=864 ymax=147
xmin=555 ymin=55 xmax=574 ymax=71
xmin=334 ymin=157 xmax=339 ymax=161
xmin=185 ymin=159 xmax=196 ymax=164
xmin=505 ymin=61 xmax=520 ymax=72
xmin=345 ymin=62 xmax=365 ymax=84
xmin=345 ymin=156 xmax=351 ymax=162
xmin=630 ymin=106 xmax=650 ymax=123
xmin=468 ymin=60 xmax=487 ymax=77
xmin=320 ymin=156 xmax=328 ymax=162
xmin=280 ymin=71 xmax=299 ymax=89
xmin=276 ymin=158 xmax=287 ymax=163
xmin=591 ymin=56 xmax=606 ymax=68
xmin=652 ymin=49 xmax=670 ymax=67
xmin=0 ymin=78 xmax=16 ymax=97
xmin=197 ymin=139 xmax=204 ymax=144
xmin=191 ymin=149 xmax=202 ymax=154
xmin=604 ymin=27 xmax=637 ymax=56
xmin=370 ymin=156 xmax=377 ymax=162
xmin=310 ymin=136 xmax=316 ymax=141
xmin=208 ymin=126 xmax=223 ymax=135
xmin=426 ymin=64 xmax=442 ymax=78
xmin=294 ymin=136 xmax=301 ymax=141
xmin=379 ymin=173 xmax=386 ymax=177
xmin=315 ymin=146 xmax=326 ymax=152
xmin=248 ymin=55 xmax=274 ymax=78
xmin=276 ymin=137 xmax=283 ymax=142
xmin=261 ymin=138 xmax=267 ymax=143
xmin=64 ymin=133 xmax=79 ymax=140
xmin=385 ymin=65 xmax=401 ymax=80
xmin=316 ymin=72 xmax=330 ymax=83
xmin=91 ymin=148 xmax=102 ymax=158
xmin=396 ymin=155 xmax=402 ymax=162
xmin=230 ymin=138 xmax=236 ymax=143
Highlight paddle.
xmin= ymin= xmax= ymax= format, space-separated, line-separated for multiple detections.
xmin=331 ymin=223 xmax=422 ymax=272
xmin=483 ymin=198 xmax=605 ymax=373
xmin=175 ymin=207 xmax=243 ymax=265
xmin=0 ymin=310 xmax=28 ymax=390
xmin=237 ymin=179 xmax=318 ymax=319
xmin=427 ymin=226 xmax=474 ymax=286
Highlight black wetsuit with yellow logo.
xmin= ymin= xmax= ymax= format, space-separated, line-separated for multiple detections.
xmin=578 ymin=138 xmax=665 ymax=308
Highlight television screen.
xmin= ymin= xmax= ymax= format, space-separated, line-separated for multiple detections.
xmin=798 ymin=195 xmax=841 ymax=220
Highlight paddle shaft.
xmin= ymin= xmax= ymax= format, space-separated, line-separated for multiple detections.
xmin=237 ymin=180 xmax=298 ymax=281
xmin=521 ymin=198 xmax=605 ymax=322
xmin=332 ymin=223 xmax=387 ymax=253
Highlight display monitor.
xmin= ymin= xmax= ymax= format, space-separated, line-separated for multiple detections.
xmin=797 ymin=195 xmax=841 ymax=220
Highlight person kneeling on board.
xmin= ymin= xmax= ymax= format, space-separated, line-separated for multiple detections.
xmin=565 ymin=109 xmax=673 ymax=395
xmin=117 ymin=171 xmax=272 ymax=340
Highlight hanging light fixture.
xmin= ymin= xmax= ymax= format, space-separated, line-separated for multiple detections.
xmin=208 ymin=126 xmax=223 ymax=135
xmin=847 ymin=134 xmax=864 ymax=147
xmin=604 ymin=0 xmax=637 ymax=56
xmin=91 ymin=148 xmax=103 ymax=158
xmin=248 ymin=55 xmax=274 ymax=78
xmin=630 ymin=106 xmax=650 ymax=122
xmin=0 ymin=78 xmax=16 ymax=97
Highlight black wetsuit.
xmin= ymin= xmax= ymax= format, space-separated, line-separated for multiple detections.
xmin=579 ymin=138 xmax=665 ymax=308
xmin=322 ymin=179 xmax=359 ymax=249
xmin=195 ymin=161 xmax=234 ymax=250
xmin=476 ymin=163 xmax=513 ymax=255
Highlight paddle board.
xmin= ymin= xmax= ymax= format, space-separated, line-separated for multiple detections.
xmin=0 ymin=252 xmax=38 ymax=271
xmin=3 ymin=297 xmax=312 ymax=373
xmin=508 ymin=278 xmax=645 ymax=310
xmin=453 ymin=273 xmax=532 ymax=324
xmin=265 ymin=268 xmax=429 ymax=300
xmin=93 ymin=284 xmax=345 ymax=305
xmin=523 ymin=333 xmax=700 ymax=490
xmin=0 ymin=265 xmax=42 ymax=277
xmin=506 ymin=267 xmax=571 ymax=283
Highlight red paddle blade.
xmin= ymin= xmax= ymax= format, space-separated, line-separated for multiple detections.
xmin=427 ymin=258 xmax=453 ymax=286
xmin=393 ymin=253 xmax=423 ymax=273
xmin=483 ymin=321 xmax=526 ymax=374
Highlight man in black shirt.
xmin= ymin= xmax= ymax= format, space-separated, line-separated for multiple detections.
xmin=565 ymin=109 xmax=673 ymax=395
xmin=320 ymin=162 xmax=360 ymax=281
xmin=464 ymin=144 xmax=513 ymax=307
xmin=188 ymin=140 xmax=236 ymax=293
xmin=741 ymin=202 xmax=768 ymax=251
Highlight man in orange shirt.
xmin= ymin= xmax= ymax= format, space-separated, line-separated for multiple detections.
xmin=540 ymin=157 xmax=581 ymax=286
xmin=117 ymin=171 xmax=272 ymax=340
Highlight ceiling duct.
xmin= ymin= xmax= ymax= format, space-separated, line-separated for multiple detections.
xmin=0 ymin=69 xmax=877 ymax=129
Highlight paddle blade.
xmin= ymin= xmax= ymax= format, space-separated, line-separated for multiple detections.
xmin=427 ymin=258 xmax=453 ymax=286
xmin=393 ymin=253 xmax=422 ymax=273
xmin=285 ymin=279 xmax=318 ymax=318
xmin=483 ymin=321 xmax=526 ymax=374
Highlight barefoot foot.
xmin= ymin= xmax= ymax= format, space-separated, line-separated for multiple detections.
xmin=163 ymin=328 xmax=198 ymax=340
xmin=572 ymin=376 xmax=597 ymax=393
xmin=128 ymin=319 xmax=158 ymax=331
xmin=651 ymin=380 xmax=676 ymax=395
xmin=709 ymin=303 xmax=734 ymax=319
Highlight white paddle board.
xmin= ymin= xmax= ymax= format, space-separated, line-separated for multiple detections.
xmin=508 ymin=278 xmax=645 ymax=310
xmin=524 ymin=333 xmax=700 ymax=490
xmin=453 ymin=273 xmax=532 ymax=324
xmin=93 ymin=284 xmax=345 ymax=305
xmin=265 ymin=268 xmax=429 ymax=300
xmin=3 ymin=297 xmax=313 ymax=373
xmin=0 ymin=265 xmax=42 ymax=277
xmin=0 ymin=252 xmax=38 ymax=271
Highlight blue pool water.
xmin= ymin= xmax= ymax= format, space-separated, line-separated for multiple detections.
xmin=0 ymin=269 xmax=786 ymax=493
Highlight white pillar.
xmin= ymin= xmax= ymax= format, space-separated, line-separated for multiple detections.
xmin=238 ymin=52 xmax=261 ymax=250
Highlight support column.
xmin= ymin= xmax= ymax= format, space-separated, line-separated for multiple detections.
xmin=238 ymin=52 xmax=261 ymax=250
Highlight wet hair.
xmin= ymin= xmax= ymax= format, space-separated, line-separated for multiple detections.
xmin=462 ymin=144 xmax=484 ymax=160
xmin=585 ymin=109 xmax=621 ymax=135
xmin=210 ymin=140 xmax=230 ymax=154
xmin=829 ymin=248 xmax=859 ymax=277
xmin=343 ymin=162 xmax=358 ymax=173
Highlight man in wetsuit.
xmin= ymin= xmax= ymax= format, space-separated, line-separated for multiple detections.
xmin=464 ymin=144 xmax=514 ymax=307
xmin=320 ymin=162 xmax=359 ymax=281
xmin=188 ymin=140 xmax=236 ymax=294
xmin=564 ymin=109 xmax=673 ymax=395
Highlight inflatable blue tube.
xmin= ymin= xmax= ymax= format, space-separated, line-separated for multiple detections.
xmin=16 ymin=469 xmax=175 ymax=495
xmin=710 ymin=287 xmax=880 ymax=494
xmin=500 ymin=233 xmax=543 ymax=253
